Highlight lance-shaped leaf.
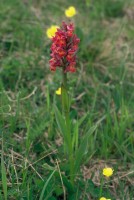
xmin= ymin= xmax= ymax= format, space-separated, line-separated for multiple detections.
xmin=54 ymin=105 xmax=69 ymax=147
xmin=74 ymin=125 xmax=98 ymax=174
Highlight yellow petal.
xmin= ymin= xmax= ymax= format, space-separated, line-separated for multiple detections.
xmin=103 ymin=167 xmax=114 ymax=177
xmin=65 ymin=6 xmax=76 ymax=17
xmin=100 ymin=198 xmax=111 ymax=200
xmin=100 ymin=198 xmax=107 ymax=200
xmin=56 ymin=87 xmax=61 ymax=95
xmin=46 ymin=25 xmax=59 ymax=38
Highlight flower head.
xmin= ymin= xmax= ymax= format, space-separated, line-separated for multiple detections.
xmin=49 ymin=22 xmax=80 ymax=73
xmin=56 ymin=87 xmax=61 ymax=95
xmin=103 ymin=167 xmax=114 ymax=177
xmin=100 ymin=197 xmax=111 ymax=200
xmin=46 ymin=25 xmax=59 ymax=38
xmin=65 ymin=6 xmax=76 ymax=18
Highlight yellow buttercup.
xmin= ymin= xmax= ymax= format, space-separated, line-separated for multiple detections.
xmin=55 ymin=87 xmax=61 ymax=95
xmin=100 ymin=197 xmax=111 ymax=200
xmin=46 ymin=25 xmax=59 ymax=38
xmin=103 ymin=167 xmax=114 ymax=177
xmin=65 ymin=6 xmax=76 ymax=18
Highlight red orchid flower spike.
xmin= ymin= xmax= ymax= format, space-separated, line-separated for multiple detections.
xmin=49 ymin=22 xmax=80 ymax=73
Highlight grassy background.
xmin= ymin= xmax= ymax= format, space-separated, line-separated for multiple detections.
xmin=0 ymin=0 xmax=134 ymax=199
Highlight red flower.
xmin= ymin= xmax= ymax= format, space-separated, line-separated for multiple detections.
xmin=49 ymin=22 xmax=80 ymax=73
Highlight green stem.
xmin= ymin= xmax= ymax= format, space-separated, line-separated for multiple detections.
xmin=61 ymin=70 xmax=74 ymax=185
xmin=99 ymin=176 xmax=104 ymax=197
xmin=62 ymin=70 xmax=67 ymax=88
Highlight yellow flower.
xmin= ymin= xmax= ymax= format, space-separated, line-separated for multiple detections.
xmin=46 ymin=25 xmax=59 ymax=38
xmin=100 ymin=197 xmax=111 ymax=200
xmin=55 ymin=87 xmax=61 ymax=95
xmin=103 ymin=167 xmax=114 ymax=177
xmin=65 ymin=6 xmax=76 ymax=18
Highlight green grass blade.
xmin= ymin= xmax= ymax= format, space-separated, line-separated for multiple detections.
xmin=1 ymin=138 xmax=7 ymax=200
xmin=39 ymin=170 xmax=56 ymax=200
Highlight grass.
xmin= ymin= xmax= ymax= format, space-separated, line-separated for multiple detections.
xmin=0 ymin=0 xmax=134 ymax=199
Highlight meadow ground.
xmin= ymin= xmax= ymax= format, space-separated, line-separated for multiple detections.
xmin=0 ymin=0 xmax=134 ymax=199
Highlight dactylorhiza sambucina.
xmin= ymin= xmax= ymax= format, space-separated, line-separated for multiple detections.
xmin=49 ymin=22 xmax=80 ymax=73
xmin=49 ymin=22 xmax=80 ymax=185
